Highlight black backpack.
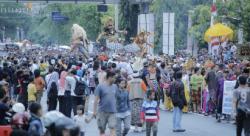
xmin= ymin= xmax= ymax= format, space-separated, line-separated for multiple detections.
xmin=74 ymin=77 xmax=87 ymax=96
xmin=48 ymin=82 xmax=58 ymax=98
xmin=169 ymin=81 xmax=183 ymax=108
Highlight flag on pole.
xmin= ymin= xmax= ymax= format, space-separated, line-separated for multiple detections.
xmin=211 ymin=4 xmax=217 ymax=16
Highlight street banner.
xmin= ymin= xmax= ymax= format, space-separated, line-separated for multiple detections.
xmin=222 ymin=80 xmax=236 ymax=115
xmin=163 ymin=13 xmax=175 ymax=55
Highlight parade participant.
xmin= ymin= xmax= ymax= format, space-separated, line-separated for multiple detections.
xmin=93 ymin=70 xmax=117 ymax=136
xmin=34 ymin=69 xmax=45 ymax=103
xmin=96 ymin=17 xmax=127 ymax=55
xmin=115 ymin=77 xmax=131 ymax=136
xmin=181 ymin=69 xmax=191 ymax=113
xmin=128 ymin=72 xmax=147 ymax=132
xmin=141 ymin=89 xmax=159 ymax=136
xmin=71 ymin=24 xmax=89 ymax=59
xmin=133 ymin=31 xmax=154 ymax=57
xmin=233 ymin=76 xmax=250 ymax=136
xmin=96 ymin=17 xmax=127 ymax=44
xmin=45 ymin=66 xmax=59 ymax=111
xmin=190 ymin=67 xmax=203 ymax=113
xmin=28 ymin=103 xmax=43 ymax=136
xmin=169 ymin=71 xmax=187 ymax=132
xmin=205 ymin=65 xmax=217 ymax=114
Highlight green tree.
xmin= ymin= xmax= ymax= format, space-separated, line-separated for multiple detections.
xmin=151 ymin=0 xmax=192 ymax=52
xmin=189 ymin=5 xmax=210 ymax=47
xmin=27 ymin=3 xmax=114 ymax=45
xmin=0 ymin=3 xmax=31 ymax=41
xmin=119 ymin=0 xmax=140 ymax=43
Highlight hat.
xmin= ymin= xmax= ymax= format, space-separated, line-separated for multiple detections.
xmin=12 ymin=103 xmax=25 ymax=113
xmin=143 ymin=62 xmax=148 ymax=67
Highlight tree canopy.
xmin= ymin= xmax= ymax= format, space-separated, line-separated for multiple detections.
xmin=0 ymin=3 xmax=114 ymax=45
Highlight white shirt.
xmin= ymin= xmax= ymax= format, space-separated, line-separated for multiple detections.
xmin=65 ymin=76 xmax=76 ymax=96
xmin=73 ymin=115 xmax=86 ymax=132
xmin=31 ymin=63 xmax=39 ymax=73
xmin=45 ymin=72 xmax=59 ymax=93
xmin=98 ymin=71 xmax=106 ymax=84
xmin=65 ymin=76 xmax=83 ymax=96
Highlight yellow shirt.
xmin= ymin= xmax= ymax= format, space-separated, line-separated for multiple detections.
xmin=28 ymin=83 xmax=37 ymax=101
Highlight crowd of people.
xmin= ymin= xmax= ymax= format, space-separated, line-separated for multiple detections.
xmin=0 ymin=45 xmax=249 ymax=136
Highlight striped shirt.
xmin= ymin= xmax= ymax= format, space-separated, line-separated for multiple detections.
xmin=140 ymin=100 xmax=159 ymax=122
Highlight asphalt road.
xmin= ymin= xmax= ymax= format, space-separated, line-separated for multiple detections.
xmin=41 ymin=94 xmax=235 ymax=136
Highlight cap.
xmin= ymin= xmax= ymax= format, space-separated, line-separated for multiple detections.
xmin=12 ymin=103 xmax=25 ymax=113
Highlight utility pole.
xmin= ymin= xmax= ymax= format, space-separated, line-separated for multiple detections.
xmin=16 ymin=27 xmax=20 ymax=42
xmin=238 ymin=0 xmax=243 ymax=44
xmin=115 ymin=4 xmax=119 ymax=31
xmin=187 ymin=10 xmax=193 ymax=55
xmin=2 ymin=26 xmax=5 ymax=42
xmin=209 ymin=0 xmax=216 ymax=54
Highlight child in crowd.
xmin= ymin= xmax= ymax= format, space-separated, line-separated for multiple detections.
xmin=27 ymin=77 xmax=37 ymax=107
xmin=73 ymin=105 xmax=92 ymax=136
xmin=141 ymin=90 xmax=160 ymax=136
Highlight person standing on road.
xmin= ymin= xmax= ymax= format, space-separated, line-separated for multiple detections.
xmin=115 ymin=77 xmax=131 ymax=136
xmin=27 ymin=77 xmax=37 ymax=107
xmin=128 ymin=72 xmax=147 ymax=132
xmin=190 ymin=67 xmax=203 ymax=113
xmin=93 ymin=70 xmax=117 ymax=136
xmin=170 ymin=71 xmax=187 ymax=132
xmin=58 ymin=68 xmax=67 ymax=114
xmin=64 ymin=69 xmax=77 ymax=117
xmin=205 ymin=66 xmax=217 ymax=114
xmin=233 ymin=76 xmax=250 ymax=136
xmin=141 ymin=89 xmax=159 ymax=136
xmin=71 ymin=69 xmax=86 ymax=116
xmin=45 ymin=66 xmax=59 ymax=111
xmin=34 ymin=69 xmax=45 ymax=104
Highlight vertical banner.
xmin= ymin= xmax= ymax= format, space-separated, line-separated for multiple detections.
xmin=163 ymin=13 xmax=175 ymax=55
xmin=222 ymin=80 xmax=236 ymax=115
xmin=138 ymin=13 xmax=154 ymax=54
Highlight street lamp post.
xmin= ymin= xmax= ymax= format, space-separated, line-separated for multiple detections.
xmin=16 ymin=27 xmax=20 ymax=42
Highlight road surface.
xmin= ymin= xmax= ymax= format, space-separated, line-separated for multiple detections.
xmin=41 ymin=94 xmax=235 ymax=136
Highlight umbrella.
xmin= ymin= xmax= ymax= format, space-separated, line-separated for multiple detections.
xmin=106 ymin=42 xmax=123 ymax=51
xmin=124 ymin=43 xmax=141 ymax=53
xmin=204 ymin=23 xmax=233 ymax=42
